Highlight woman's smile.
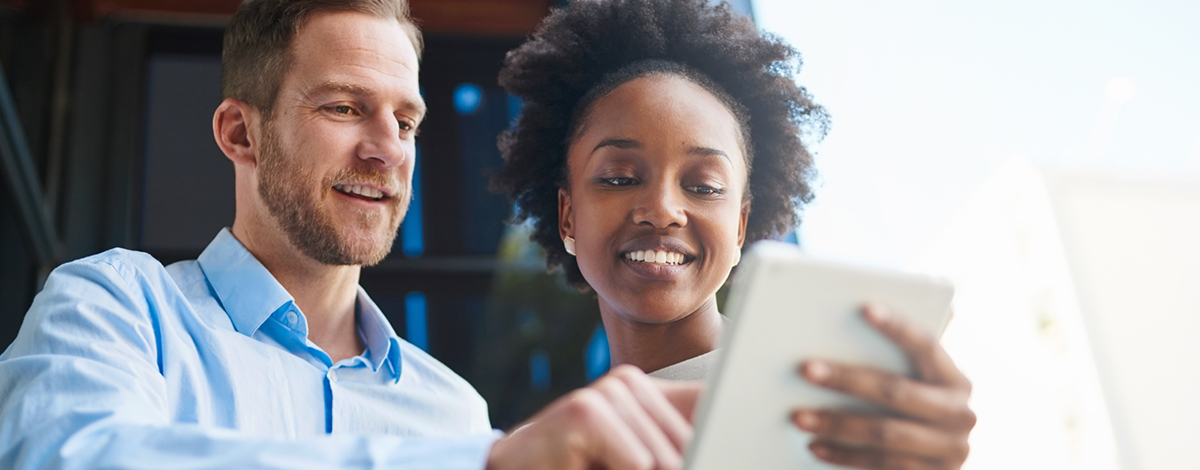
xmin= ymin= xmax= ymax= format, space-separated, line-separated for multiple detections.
xmin=616 ymin=236 xmax=698 ymax=280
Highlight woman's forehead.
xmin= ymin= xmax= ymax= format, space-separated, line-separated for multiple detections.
xmin=570 ymin=75 xmax=746 ymax=160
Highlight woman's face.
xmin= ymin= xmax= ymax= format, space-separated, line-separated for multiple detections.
xmin=560 ymin=74 xmax=750 ymax=325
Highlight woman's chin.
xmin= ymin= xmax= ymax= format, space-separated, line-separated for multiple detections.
xmin=601 ymin=296 xmax=709 ymax=327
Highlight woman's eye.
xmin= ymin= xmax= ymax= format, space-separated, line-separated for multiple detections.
xmin=600 ymin=177 xmax=637 ymax=186
xmin=689 ymin=185 xmax=724 ymax=196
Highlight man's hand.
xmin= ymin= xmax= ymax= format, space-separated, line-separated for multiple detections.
xmin=486 ymin=364 xmax=700 ymax=470
xmin=792 ymin=304 xmax=976 ymax=470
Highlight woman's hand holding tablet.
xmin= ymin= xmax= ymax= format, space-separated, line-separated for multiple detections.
xmin=685 ymin=241 xmax=975 ymax=470
xmin=794 ymin=304 xmax=975 ymax=469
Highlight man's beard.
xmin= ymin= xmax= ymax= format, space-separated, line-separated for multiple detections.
xmin=256 ymin=121 xmax=405 ymax=266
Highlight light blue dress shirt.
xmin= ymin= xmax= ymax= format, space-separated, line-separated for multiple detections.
xmin=0 ymin=229 xmax=499 ymax=470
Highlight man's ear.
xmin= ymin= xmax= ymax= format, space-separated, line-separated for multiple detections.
xmin=558 ymin=187 xmax=574 ymax=240
xmin=736 ymin=200 xmax=751 ymax=249
xmin=213 ymin=98 xmax=260 ymax=167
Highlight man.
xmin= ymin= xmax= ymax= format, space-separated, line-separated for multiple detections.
xmin=1 ymin=1 xmax=972 ymax=469
xmin=0 ymin=1 xmax=694 ymax=469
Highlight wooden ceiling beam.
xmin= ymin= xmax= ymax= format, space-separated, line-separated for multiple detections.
xmin=25 ymin=0 xmax=553 ymax=36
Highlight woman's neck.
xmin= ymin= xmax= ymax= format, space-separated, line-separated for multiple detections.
xmin=599 ymin=295 xmax=725 ymax=374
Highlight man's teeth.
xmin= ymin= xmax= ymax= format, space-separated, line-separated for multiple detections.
xmin=334 ymin=184 xmax=384 ymax=200
xmin=624 ymin=250 xmax=686 ymax=265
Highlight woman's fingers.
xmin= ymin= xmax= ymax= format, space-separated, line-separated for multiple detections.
xmin=862 ymin=303 xmax=971 ymax=390
xmin=800 ymin=360 xmax=975 ymax=428
xmin=809 ymin=440 xmax=963 ymax=470
xmin=793 ymin=410 xmax=971 ymax=462
xmin=788 ymin=303 xmax=977 ymax=469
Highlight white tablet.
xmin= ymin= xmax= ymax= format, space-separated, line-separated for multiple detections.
xmin=685 ymin=241 xmax=955 ymax=470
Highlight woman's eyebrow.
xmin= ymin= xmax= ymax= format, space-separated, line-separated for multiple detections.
xmin=591 ymin=139 xmax=731 ymax=163
xmin=688 ymin=146 xmax=730 ymax=163
xmin=592 ymin=138 xmax=641 ymax=153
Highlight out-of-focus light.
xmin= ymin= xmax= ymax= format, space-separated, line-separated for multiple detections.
xmin=453 ymin=83 xmax=482 ymax=115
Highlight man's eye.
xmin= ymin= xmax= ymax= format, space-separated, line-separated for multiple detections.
xmin=331 ymin=105 xmax=356 ymax=115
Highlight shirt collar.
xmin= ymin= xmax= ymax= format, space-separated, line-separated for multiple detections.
xmin=197 ymin=228 xmax=402 ymax=381
xmin=198 ymin=228 xmax=294 ymax=337
xmin=356 ymin=286 xmax=404 ymax=383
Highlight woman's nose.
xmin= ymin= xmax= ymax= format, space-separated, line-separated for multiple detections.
xmin=632 ymin=183 xmax=688 ymax=229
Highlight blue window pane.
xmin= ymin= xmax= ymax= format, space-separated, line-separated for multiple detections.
xmin=453 ymin=83 xmax=483 ymax=115
xmin=530 ymin=349 xmax=551 ymax=391
xmin=401 ymin=144 xmax=423 ymax=257
xmin=405 ymin=292 xmax=428 ymax=351
xmin=585 ymin=324 xmax=610 ymax=382
xmin=783 ymin=230 xmax=799 ymax=246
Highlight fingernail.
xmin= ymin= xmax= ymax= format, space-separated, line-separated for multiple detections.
xmin=810 ymin=443 xmax=830 ymax=460
xmin=804 ymin=360 xmax=831 ymax=382
xmin=865 ymin=303 xmax=890 ymax=323
xmin=793 ymin=410 xmax=820 ymax=431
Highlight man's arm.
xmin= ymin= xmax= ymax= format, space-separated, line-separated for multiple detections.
xmin=1 ymin=254 xmax=702 ymax=470
xmin=0 ymin=256 xmax=497 ymax=470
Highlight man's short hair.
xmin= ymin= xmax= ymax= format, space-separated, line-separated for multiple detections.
xmin=222 ymin=0 xmax=423 ymax=117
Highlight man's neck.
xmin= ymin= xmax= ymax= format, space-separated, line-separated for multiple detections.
xmin=230 ymin=222 xmax=365 ymax=363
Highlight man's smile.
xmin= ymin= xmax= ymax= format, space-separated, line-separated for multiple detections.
xmin=332 ymin=182 xmax=393 ymax=202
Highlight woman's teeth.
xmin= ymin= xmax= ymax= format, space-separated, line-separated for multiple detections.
xmin=334 ymin=183 xmax=384 ymax=200
xmin=624 ymin=250 xmax=686 ymax=265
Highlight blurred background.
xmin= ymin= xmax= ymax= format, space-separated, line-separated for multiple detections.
xmin=755 ymin=1 xmax=1199 ymax=469
xmin=1 ymin=0 xmax=1196 ymax=468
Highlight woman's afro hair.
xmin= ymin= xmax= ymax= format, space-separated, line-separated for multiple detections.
xmin=492 ymin=0 xmax=829 ymax=288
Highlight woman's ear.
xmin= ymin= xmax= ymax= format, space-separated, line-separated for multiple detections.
xmin=558 ymin=187 xmax=575 ymax=240
xmin=736 ymin=200 xmax=751 ymax=249
xmin=213 ymin=98 xmax=259 ymax=167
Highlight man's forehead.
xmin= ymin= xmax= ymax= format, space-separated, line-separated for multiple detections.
xmin=286 ymin=11 xmax=423 ymax=108
xmin=292 ymin=11 xmax=418 ymax=63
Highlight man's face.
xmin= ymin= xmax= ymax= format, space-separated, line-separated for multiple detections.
xmin=255 ymin=11 xmax=424 ymax=266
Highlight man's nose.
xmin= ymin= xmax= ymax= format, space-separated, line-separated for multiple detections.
xmin=356 ymin=112 xmax=408 ymax=168
xmin=632 ymin=182 xmax=688 ymax=229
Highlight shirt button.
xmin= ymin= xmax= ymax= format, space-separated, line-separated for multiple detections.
xmin=286 ymin=310 xmax=298 ymax=326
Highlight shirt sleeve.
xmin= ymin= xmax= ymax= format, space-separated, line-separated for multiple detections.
xmin=0 ymin=254 xmax=501 ymax=470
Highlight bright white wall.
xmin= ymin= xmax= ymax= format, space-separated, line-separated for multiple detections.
xmin=751 ymin=2 xmax=1200 ymax=468
xmin=752 ymin=0 xmax=1200 ymax=268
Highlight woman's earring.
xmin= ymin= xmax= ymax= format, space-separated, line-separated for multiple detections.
xmin=564 ymin=236 xmax=576 ymax=256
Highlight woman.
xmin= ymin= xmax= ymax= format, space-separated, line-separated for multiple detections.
xmin=494 ymin=0 xmax=824 ymax=379
xmin=494 ymin=0 xmax=974 ymax=467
